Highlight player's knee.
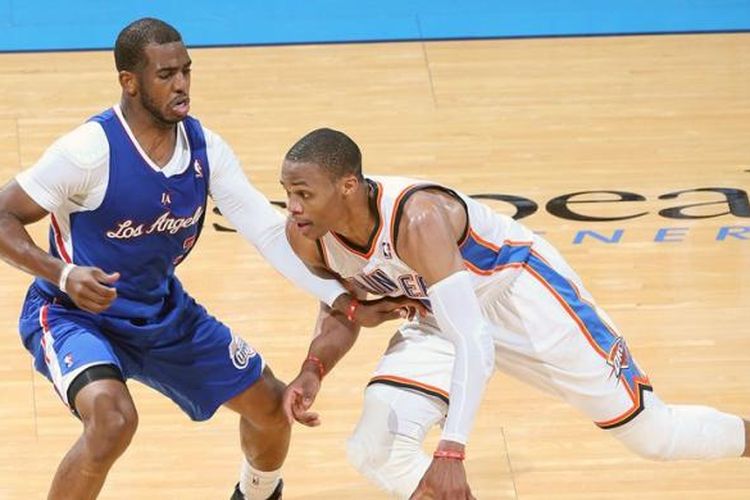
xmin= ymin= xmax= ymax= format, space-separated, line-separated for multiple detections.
xmin=346 ymin=433 xmax=375 ymax=473
xmin=83 ymin=405 xmax=138 ymax=463
xmin=610 ymin=400 xmax=746 ymax=461
xmin=346 ymin=429 xmax=425 ymax=495
xmin=608 ymin=405 xmax=673 ymax=461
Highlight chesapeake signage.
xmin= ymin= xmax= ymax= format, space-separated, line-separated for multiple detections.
xmin=212 ymin=186 xmax=750 ymax=245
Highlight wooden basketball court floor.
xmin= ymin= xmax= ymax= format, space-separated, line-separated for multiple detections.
xmin=0 ymin=33 xmax=748 ymax=499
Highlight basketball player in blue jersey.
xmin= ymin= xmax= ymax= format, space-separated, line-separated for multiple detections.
xmin=0 ymin=20 xmax=414 ymax=500
xmin=279 ymin=128 xmax=749 ymax=499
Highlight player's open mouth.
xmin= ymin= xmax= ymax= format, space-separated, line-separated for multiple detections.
xmin=171 ymin=97 xmax=190 ymax=114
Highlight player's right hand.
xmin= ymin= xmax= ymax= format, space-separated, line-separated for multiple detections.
xmin=64 ymin=266 xmax=120 ymax=314
xmin=282 ymin=369 xmax=322 ymax=427
xmin=410 ymin=457 xmax=475 ymax=500
xmin=356 ymin=296 xmax=428 ymax=327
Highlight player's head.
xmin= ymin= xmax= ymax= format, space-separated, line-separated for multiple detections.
xmin=115 ymin=18 xmax=191 ymax=125
xmin=281 ymin=128 xmax=365 ymax=239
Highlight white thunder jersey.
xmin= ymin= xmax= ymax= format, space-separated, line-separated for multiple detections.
xmin=321 ymin=175 xmax=652 ymax=430
xmin=319 ymin=175 xmax=536 ymax=304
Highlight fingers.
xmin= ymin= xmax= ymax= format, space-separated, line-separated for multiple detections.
xmin=66 ymin=267 xmax=119 ymax=313
xmin=413 ymin=301 xmax=429 ymax=318
xmin=291 ymin=392 xmax=320 ymax=426
xmin=293 ymin=408 xmax=321 ymax=427
xmin=91 ymin=268 xmax=120 ymax=286
xmin=282 ymin=388 xmax=299 ymax=424
xmin=284 ymin=382 xmax=321 ymax=426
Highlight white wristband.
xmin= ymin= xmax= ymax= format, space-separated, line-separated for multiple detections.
xmin=58 ymin=263 xmax=76 ymax=294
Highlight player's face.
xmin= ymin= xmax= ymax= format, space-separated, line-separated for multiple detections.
xmin=280 ymin=160 xmax=347 ymax=239
xmin=137 ymin=42 xmax=192 ymax=124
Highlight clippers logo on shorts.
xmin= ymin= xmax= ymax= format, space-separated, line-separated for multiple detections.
xmin=606 ymin=336 xmax=631 ymax=380
xmin=228 ymin=334 xmax=257 ymax=370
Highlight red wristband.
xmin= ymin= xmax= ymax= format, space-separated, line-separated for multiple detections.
xmin=433 ymin=450 xmax=465 ymax=461
xmin=346 ymin=297 xmax=360 ymax=323
xmin=305 ymin=355 xmax=325 ymax=379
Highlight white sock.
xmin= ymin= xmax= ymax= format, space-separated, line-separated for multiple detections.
xmin=239 ymin=459 xmax=282 ymax=500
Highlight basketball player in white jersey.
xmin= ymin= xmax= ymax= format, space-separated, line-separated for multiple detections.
xmin=279 ymin=128 xmax=749 ymax=499
xmin=0 ymin=20 xmax=414 ymax=500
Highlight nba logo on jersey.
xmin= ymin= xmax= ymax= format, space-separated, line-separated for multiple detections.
xmin=193 ymin=159 xmax=203 ymax=178
xmin=382 ymin=242 xmax=393 ymax=259
xmin=64 ymin=353 xmax=74 ymax=368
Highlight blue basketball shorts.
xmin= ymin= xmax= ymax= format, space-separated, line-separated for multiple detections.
xmin=18 ymin=282 xmax=264 ymax=421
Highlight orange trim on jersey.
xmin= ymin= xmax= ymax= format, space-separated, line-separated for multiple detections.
xmin=523 ymin=263 xmax=609 ymax=359
xmin=460 ymin=228 xmax=533 ymax=276
xmin=521 ymin=258 xmax=653 ymax=429
xmin=317 ymin=238 xmax=332 ymax=270
xmin=463 ymin=260 xmax=525 ymax=276
xmin=330 ymin=180 xmax=384 ymax=259
xmin=460 ymin=228 xmax=502 ymax=252
xmin=595 ymin=378 xmax=652 ymax=429
xmin=529 ymin=248 xmax=552 ymax=267
xmin=369 ymin=375 xmax=449 ymax=401
xmin=565 ymin=278 xmax=623 ymax=342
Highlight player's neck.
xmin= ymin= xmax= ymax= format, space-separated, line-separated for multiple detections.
xmin=335 ymin=182 xmax=378 ymax=247
xmin=120 ymin=99 xmax=177 ymax=168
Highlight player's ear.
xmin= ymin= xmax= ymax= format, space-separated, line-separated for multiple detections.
xmin=341 ymin=174 xmax=359 ymax=197
xmin=119 ymin=70 xmax=138 ymax=97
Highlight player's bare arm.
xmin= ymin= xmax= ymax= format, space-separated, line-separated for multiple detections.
xmin=282 ymin=218 xmax=364 ymax=425
xmin=0 ymin=180 xmax=118 ymax=314
xmin=396 ymin=189 xmax=492 ymax=500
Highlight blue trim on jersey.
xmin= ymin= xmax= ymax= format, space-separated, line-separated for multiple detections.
xmin=459 ymin=232 xmax=531 ymax=272
xmin=525 ymin=253 xmax=647 ymax=393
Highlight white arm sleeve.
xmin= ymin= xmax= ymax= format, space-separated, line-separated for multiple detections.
xmin=206 ymin=130 xmax=346 ymax=307
xmin=428 ymin=270 xmax=495 ymax=445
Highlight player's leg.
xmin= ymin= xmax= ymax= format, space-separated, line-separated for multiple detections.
xmin=50 ymin=375 xmax=137 ymax=500
xmin=347 ymin=384 xmax=447 ymax=499
xmin=493 ymin=237 xmax=746 ymax=461
xmin=224 ymin=366 xmax=289 ymax=500
xmin=19 ymin=288 xmax=135 ymax=499
xmin=134 ymin=294 xmax=285 ymax=500
xmin=347 ymin=328 xmax=452 ymax=498
xmin=606 ymin=391 xmax=746 ymax=461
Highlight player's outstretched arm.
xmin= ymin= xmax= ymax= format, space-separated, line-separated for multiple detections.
xmin=0 ymin=181 xmax=118 ymax=313
xmin=396 ymin=190 xmax=494 ymax=500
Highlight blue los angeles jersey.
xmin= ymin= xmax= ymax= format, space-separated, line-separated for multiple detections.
xmin=34 ymin=108 xmax=210 ymax=319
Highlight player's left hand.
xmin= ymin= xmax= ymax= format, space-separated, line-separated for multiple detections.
xmin=356 ymin=296 xmax=428 ymax=327
xmin=282 ymin=369 xmax=322 ymax=427
xmin=410 ymin=443 xmax=474 ymax=500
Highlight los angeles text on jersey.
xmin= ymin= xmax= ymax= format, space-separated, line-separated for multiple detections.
xmin=106 ymin=206 xmax=203 ymax=239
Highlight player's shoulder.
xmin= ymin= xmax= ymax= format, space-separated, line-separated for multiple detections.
xmin=50 ymin=121 xmax=109 ymax=171
xmin=397 ymin=184 xmax=467 ymax=242
xmin=199 ymin=123 xmax=228 ymax=149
